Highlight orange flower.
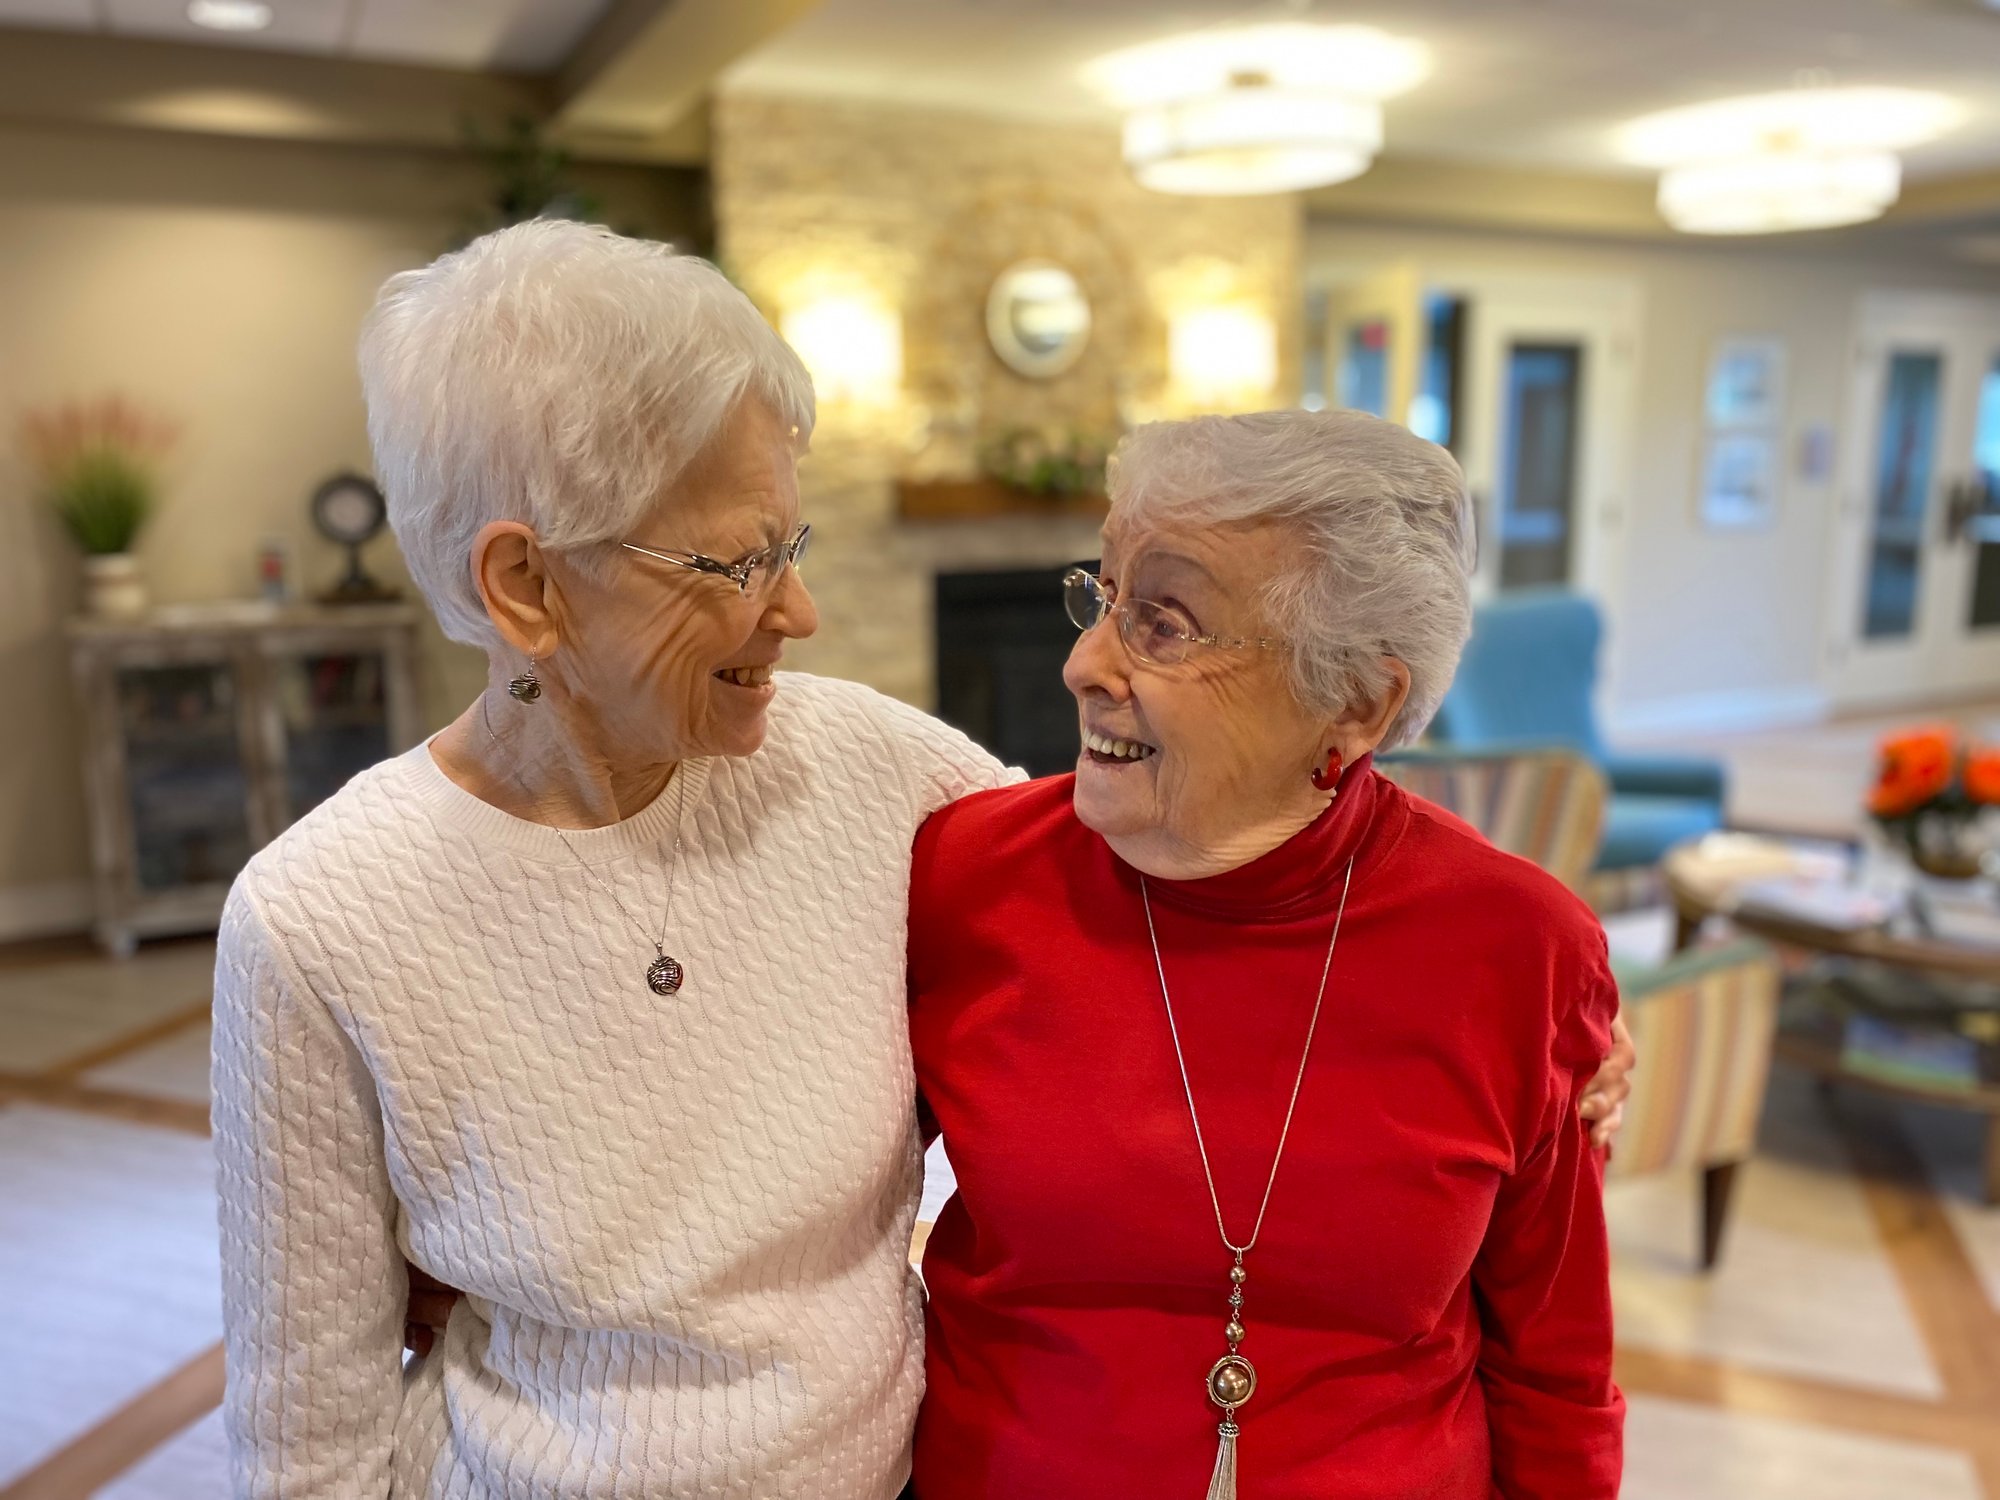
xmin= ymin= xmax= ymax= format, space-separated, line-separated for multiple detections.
xmin=1868 ymin=725 xmax=1957 ymax=819
xmin=1967 ymin=747 xmax=2000 ymax=806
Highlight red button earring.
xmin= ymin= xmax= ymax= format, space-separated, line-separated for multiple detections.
xmin=1310 ymin=748 xmax=1342 ymax=792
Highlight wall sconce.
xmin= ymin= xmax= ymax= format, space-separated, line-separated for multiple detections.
xmin=780 ymin=294 xmax=903 ymax=405
xmin=1168 ymin=306 xmax=1278 ymax=409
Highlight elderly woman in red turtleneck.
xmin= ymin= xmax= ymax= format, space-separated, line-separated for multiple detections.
xmin=908 ymin=409 xmax=1625 ymax=1499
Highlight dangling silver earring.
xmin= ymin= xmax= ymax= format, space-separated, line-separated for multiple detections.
xmin=507 ymin=656 xmax=542 ymax=703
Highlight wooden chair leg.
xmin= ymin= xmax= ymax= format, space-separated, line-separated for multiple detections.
xmin=1700 ymin=1161 xmax=1741 ymax=1271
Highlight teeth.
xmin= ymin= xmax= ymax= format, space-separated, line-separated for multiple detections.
xmin=717 ymin=665 xmax=773 ymax=688
xmin=1084 ymin=729 xmax=1154 ymax=761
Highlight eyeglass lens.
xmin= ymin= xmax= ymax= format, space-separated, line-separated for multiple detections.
xmin=745 ymin=526 xmax=812 ymax=594
xmin=1062 ymin=569 xmax=1195 ymax=666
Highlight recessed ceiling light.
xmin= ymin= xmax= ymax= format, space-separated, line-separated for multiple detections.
xmin=187 ymin=0 xmax=274 ymax=32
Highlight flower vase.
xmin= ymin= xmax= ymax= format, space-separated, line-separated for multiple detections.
xmin=83 ymin=553 xmax=147 ymax=620
xmin=1905 ymin=814 xmax=1986 ymax=881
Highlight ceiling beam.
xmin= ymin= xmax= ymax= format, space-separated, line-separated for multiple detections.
xmin=1306 ymin=155 xmax=1669 ymax=239
xmin=1307 ymin=153 xmax=2000 ymax=248
xmin=0 ymin=25 xmax=549 ymax=153
xmin=1888 ymin=167 xmax=2000 ymax=227
xmin=550 ymin=0 xmax=822 ymax=162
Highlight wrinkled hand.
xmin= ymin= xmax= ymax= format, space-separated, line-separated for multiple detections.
xmin=404 ymin=1262 xmax=462 ymax=1358
xmin=1579 ymin=1013 xmax=1636 ymax=1150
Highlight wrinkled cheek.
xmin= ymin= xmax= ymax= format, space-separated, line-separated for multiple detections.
xmin=1149 ymin=751 xmax=1190 ymax=824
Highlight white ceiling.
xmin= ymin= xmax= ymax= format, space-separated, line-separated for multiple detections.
xmin=725 ymin=0 xmax=2000 ymax=181
xmin=0 ymin=0 xmax=615 ymax=72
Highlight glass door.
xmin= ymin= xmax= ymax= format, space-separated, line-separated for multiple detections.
xmin=1324 ymin=261 xmax=1423 ymax=427
xmin=271 ymin=649 xmax=394 ymax=825
xmin=1955 ymin=356 xmax=2000 ymax=637
xmin=1494 ymin=342 xmax=1585 ymax=589
xmin=114 ymin=661 xmax=256 ymax=893
xmin=1453 ymin=277 xmax=1638 ymax=608
xmin=1832 ymin=297 xmax=2000 ymax=704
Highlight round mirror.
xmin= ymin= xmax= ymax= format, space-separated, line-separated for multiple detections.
xmin=986 ymin=261 xmax=1092 ymax=379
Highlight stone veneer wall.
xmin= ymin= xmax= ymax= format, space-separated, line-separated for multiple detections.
xmin=712 ymin=92 xmax=1302 ymax=708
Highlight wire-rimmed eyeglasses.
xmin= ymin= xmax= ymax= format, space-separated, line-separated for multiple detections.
xmin=621 ymin=523 xmax=812 ymax=597
xmin=1062 ymin=567 xmax=1282 ymax=667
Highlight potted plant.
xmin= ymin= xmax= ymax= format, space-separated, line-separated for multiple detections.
xmin=20 ymin=396 xmax=178 ymax=618
xmin=1866 ymin=725 xmax=2000 ymax=880
xmin=978 ymin=426 xmax=1111 ymax=499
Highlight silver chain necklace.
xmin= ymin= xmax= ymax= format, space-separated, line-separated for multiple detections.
xmin=1139 ymin=854 xmax=1355 ymax=1500
xmin=480 ymin=697 xmax=690 ymax=996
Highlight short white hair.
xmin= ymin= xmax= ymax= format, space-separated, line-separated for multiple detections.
xmin=358 ymin=219 xmax=815 ymax=648
xmin=1107 ymin=409 xmax=1474 ymax=748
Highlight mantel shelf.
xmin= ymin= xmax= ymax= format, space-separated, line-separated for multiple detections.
xmin=896 ymin=476 xmax=1108 ymax=522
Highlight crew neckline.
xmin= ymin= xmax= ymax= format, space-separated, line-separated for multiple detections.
xmin=399 ymin=737 xmax=713 ymax=864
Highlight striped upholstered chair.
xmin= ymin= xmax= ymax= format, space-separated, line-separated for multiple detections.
xmin=1607 ymin=943 xmax=1781 ymax=1268
xmin=1377 ymin=745 xmax=1608 ymax=891
xmin=1380 ymin=745 xmax=1780 ymax=1269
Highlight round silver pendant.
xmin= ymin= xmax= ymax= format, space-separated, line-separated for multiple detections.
xmin=1208 ymin=1354 xmax=1257 ymax=1411
xmin=646 ymin=954 xmax=685 ymax=996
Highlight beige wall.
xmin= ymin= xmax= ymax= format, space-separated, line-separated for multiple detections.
xmin=1305 ymin=220 xmax=2000 ymax=734
xmin=0 ymin=120 xmax=699 ymax=924
xmin=712 ymin=92 xmax=1302 ymax=705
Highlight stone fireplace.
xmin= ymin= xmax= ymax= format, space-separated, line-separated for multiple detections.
xmin=934 ymin=564 xmax=1091 ymax=777
xmin=710 ymin=91 xmax=1302 ymax=735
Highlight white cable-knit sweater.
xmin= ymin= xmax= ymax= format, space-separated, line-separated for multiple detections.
xmin=212 ymin=674 xmax=1011 ymax=1499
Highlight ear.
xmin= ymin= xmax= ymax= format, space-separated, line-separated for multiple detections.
xmin=470 ymin=520 xmax=560 ymax=659
xmin=1326 ymin=656 xmax=1413 ymax=763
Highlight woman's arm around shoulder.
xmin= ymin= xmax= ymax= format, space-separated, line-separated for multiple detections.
xmin=827 ymin=677 xmax=1027 ymax=822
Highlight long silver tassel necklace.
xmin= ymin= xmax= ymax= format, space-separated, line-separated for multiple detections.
xmin=1140 ymin=854 xmax=1355 ymax=1500
xmin=481 ymin=696 xmax=691 ymax=996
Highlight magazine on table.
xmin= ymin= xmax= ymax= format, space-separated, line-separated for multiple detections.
xmin=1730 ymin=875 xmax=1894 ymax=932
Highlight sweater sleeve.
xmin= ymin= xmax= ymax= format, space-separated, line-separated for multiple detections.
xmin=873 ymin=692 xmax=1026 ymax=821
xmin=212 ymin=881 xmax=405 ymax=1499
xmin=1472 ymin=936 xmax=1625 ymax=1499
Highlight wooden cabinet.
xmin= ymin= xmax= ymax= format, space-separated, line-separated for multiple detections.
xmin=65 ymin=602 xmax=425 ymax=956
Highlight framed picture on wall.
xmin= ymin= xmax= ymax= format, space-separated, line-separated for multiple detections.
xmin=1699 ymin=335 xmax=1787 ymax=530
xmin=1705 ymin=337 xmax=1787 ymax=430
xmin=1701 ymin=431 xmax=1778 ymax=530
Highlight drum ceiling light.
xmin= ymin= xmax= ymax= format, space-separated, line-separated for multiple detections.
xmin=1616 ymin=88 xmax=1962 ymax=234
xmin=1085 ymin=24 xmax=1429 ymax=197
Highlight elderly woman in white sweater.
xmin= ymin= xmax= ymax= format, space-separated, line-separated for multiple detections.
xmin=217 ymin=219 xmax=1633 ymax=1500
xmin=212 ymin=219 xmax=1008 ymax=1499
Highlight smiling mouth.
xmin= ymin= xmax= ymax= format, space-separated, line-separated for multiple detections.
xmin=714 ymin=664 xmax=775 ymax=689
xmin=1083 ymin=728 xmax=1156 ymax=765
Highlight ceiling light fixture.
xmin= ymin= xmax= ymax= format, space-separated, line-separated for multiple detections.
xmin=187 ymin=0 xmax=274 ymax=32
xmin=1657 ymin=149 xmax=1901 ymax=235
xmin=1617 ymin=87 xmax=1961 ymax=235
xmin=1086 ymin=24 xmax=1428 ymax=197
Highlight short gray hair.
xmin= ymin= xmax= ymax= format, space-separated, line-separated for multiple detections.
xmin=1107 ymin=409 xmax=1474 ymax=748
xmin=358 ymin=219 xmax=815 ymax=648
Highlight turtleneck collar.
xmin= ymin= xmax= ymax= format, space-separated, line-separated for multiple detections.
xmin=1109 ymin=753 xmax=1398 ymax=923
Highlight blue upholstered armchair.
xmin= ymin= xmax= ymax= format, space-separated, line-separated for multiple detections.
xmin=1428 ymin=590 xmax=1727 ymax=871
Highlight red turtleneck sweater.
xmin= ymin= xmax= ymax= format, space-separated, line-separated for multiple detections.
xmin=907 ymin=763 xmax=1623 ymax=1499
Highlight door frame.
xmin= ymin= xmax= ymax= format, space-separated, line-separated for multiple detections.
xmin=1439 ymin=272 xmax=1642 ymax=711
xmin=1825 ymin=290 xmax=2000 ymax=709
